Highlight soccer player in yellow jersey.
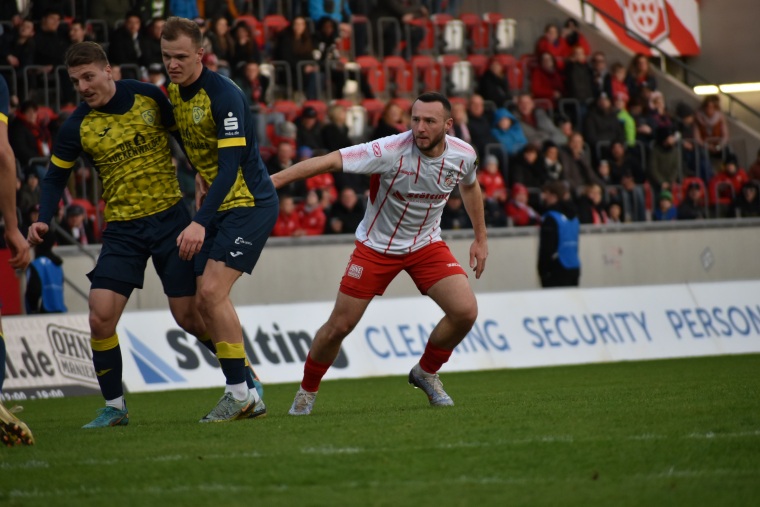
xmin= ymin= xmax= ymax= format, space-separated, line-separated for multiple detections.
xmin=27 ymin=42 xmax=265 ymax=427
xmin=161 ymin=18 xmax=278 ymax=422
xmin=0 ymin=74 xmax=34 ymax=446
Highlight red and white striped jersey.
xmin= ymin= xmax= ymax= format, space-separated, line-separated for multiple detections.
xmin=340 ymin=131 xmax=478 ymax=255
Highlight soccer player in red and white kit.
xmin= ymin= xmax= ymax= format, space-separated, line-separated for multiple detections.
xmin=270 ymin=92 xmax=488 ymax=415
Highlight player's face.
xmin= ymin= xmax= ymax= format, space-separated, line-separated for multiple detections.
xmin=411 ymin=100 xmax=452 ymax=158
xmin=161 ymin=34 xmax=203 ymax=87
xmin=68 ymin=63 xmax=115 ymax=108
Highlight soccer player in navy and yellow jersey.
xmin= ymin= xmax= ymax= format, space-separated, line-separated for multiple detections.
xmin=0 ymin=75 xmax=34 ymax=446
xmin=161 ymin=17 xmax=277 ymax=422
xmin=27 ymin=42 xmax=264 ymax=428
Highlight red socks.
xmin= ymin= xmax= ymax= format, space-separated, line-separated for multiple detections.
xmin=419 ymin=342 xmax=453 ymax=375
xmin=301 ymin=353 xmax=332 ymax=392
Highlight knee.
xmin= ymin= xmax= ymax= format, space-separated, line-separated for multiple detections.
xmin=450 ymin=299 xmax=478 ymax=329
xmin=174 ymin=305 xmax=205 ymax=337
xmin=89 ymin=311 xmax=116 ymax=339
xmin=322 ymin=316 xmax=358 ymax=343
xmin=195 ymin=284 xmax=222 ymax=316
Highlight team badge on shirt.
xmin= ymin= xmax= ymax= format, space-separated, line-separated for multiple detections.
xmin=192 ymin=106 xmax=205 ymax=124
xmin=141 ymin=109 xmax=156 ymax=125
xmin=444 ymin=170 xmax=456 ymax=187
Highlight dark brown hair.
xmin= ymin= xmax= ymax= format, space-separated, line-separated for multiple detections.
xmin=65 ymin=41 xmax=109 ymax=68
xmin=162 ymin=16 xmax=203 ymax=47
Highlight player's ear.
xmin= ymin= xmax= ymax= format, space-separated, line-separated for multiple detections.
xmin=197 ymin=47 xmax=204 ymax=64
xmin=104 ymin=65 xmax=112 ymax=80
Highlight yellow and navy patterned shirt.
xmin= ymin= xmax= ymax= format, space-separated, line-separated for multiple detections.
xmin=168 ymin=67 xmax=276 ymax=227
xmin=45 ymin=80 xmax=181 ymax=222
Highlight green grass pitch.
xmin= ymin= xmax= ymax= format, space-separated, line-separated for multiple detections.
xmin=1 ymin=354 xmax=759 ymax=506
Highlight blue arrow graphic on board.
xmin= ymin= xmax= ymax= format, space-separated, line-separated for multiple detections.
xmin=125 ymin=328 xmax=185 ymax=384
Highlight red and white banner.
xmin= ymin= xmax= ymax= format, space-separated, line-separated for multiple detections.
xmin=556 ymin=0 xmax=701 ymax=56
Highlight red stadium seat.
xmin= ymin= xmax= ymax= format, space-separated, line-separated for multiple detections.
xmin=360 ymin=98 xmax=386 ymax=127
xmin=263 ymin=15 xmax=290 ymax=44
xmin=271 ymin=100 xmax=301 ymax=122
xmin=411 ymin=55 xmax=442 ymax=95
xmin=356 ymin=55 xmax=386 ymax=97
xmin=466 ymin=53 xmax=489 ymax=77
xmin=459 ymin=13 xmax=489 ymax=54
xmin=383 ymin=56 xmax=414 ymax=98
xmin=302 ymin=100 xmax=328 ymax=122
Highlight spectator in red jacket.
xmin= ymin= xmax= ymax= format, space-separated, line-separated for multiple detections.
xmin=562 ymin=18 xmax=591 ymax=57
xmin=506 ymin=183 xmax=541 ymax=226
xmin=535 ymin=23 xmax=569 ymax=70
xmin=709 ymin=155 xmax=749 ymax=209
xmin=297 ymin=189 xmax=327 ymax=235
xmin=272 ymin=195 xmax=304 ymax=237
xmin=531 ymin=52 xmax=565 ymax=106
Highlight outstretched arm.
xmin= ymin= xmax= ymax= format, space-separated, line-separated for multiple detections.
xmin=459 ymin=180 xmax=488 ymax=279
xmin=270 ymin=150 xmax=344 ymax=189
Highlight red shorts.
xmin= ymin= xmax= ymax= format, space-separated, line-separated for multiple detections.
xmin=340 ymin=241 xmax=468 ymax=299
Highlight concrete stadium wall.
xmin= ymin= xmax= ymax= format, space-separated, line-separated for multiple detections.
xmin=56 ymin=220 xmax=760 ymax=313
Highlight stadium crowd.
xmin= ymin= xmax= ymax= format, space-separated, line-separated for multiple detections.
xmin=1 ymin=0 xmax=759 ymax=252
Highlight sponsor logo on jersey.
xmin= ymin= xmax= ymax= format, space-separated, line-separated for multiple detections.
xmin=224 ymin=112 xmax=239 ymax=131
xmin=347 ymin=264 xmax=363 ymax=279
xmin=447 ymin=262 xmax=461 ymax=268
xmin=405 ymin=192 xmax=447 ymax=201
xmin=141 ymin=109 xmax=156 ymax=125
xmin=192 ymin=106 xmax=205 ymax=124
xmin=98 ymin=127 xmax=111 ymax=138
xmin=392 ymin=190 xmax=406 ymax=201
xmin=372 ymin=142 xmax=382 ymax=157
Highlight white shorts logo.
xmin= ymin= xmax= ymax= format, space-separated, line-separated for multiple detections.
xmin=347 ymin=264 xmax=363 ymax=280
xmin=224 ymin=112 xmax=239 ymax=131
xmin=235 ymin=237 xmax=252 ymax=245
xmin=230 ymin=251 xmax=244 ymax=258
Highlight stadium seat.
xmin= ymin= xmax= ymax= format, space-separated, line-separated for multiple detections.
xmin=302 ymin=99 xmax=328 ymax=122
xmin=459 ymin=13 xmax=489 ymax=54
xmin=383 ymin=56 xmax=414 ymax=98
xmin=345 ymin=105 xmax=368 ymax=141
xmin=360 ymin=98 xmax=386 ymax=127
xmin=263 ymin=14 xmax=290 ymax=42
xmin=356 ymin=55 xmax=386 ymax=98
xmin=494 ymin=19 xmax=517 ymax=53
xmin=390 ymin=97 xmax=413 ymax=114
xmin=271 ymin=100 xmax=301 ymax=122
xmin=377 ymin=17 xmax=402 ymax=57
xmin=236 ymin=15 xmax=265 ymax=50
xmin=23 ymin=65 xmax=51 ymax=107
xmin=411 ymin=55 xmax=442 ymax=96
xmin=439 ymin=57 xmax=473 ymax=97
xmin=466 ymin=54 xmax=489 ymax=77
xmin=405 ymin=18 xmax=435 ymax=56
xmin=270 ymin=60 xmax=294 ymax=100
xmin=492 ymin=53 xmax=523 ymax=92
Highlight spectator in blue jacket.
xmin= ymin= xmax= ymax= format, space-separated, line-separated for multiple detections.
xmin=491 ymin=107 xmax=527 ymax=157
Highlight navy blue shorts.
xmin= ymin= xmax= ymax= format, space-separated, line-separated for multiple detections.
xmin=195 ymin=204 xmax=278 ymax=276
xmin=88 ymin=201 xmax=196 ymax=298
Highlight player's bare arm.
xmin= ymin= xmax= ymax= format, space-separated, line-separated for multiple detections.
xmin=0 ymin=122 xmax=30 ymax=270
xmin=459 ymin=180 xmax=488 ymax=279
xmin=270 ymin=150 xmax=344 ymax=189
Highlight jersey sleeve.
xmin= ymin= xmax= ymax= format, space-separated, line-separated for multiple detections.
xmin=50 ymin=113 xmax=85 ymax=170
xmin=210 ymin=78 xmax=248 ymax=149
xmin=0 ymin=75 xmax=9 ymax=123
xmin=339 ymin=134 xmax=407 ymax=175
xmin=460 ymin=154 xmax=478 ymax=186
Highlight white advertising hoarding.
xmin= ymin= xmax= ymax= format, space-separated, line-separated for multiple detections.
xmin=3 ymin=281 xmax=759 ymax=401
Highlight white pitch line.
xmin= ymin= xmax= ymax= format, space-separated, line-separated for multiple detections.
xmin=1 ymin=429 xmax=757 ymax=471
